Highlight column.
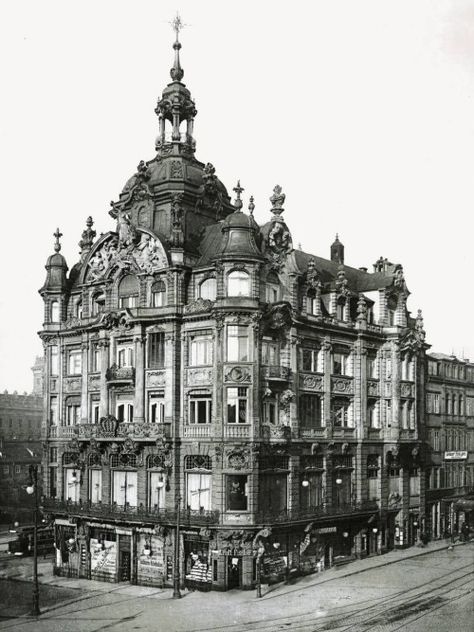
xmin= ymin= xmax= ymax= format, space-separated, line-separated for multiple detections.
xmin=322 ymin=339 xmax=332 ymax=434
xmin=99 ymin=340 xmax=109 ymax=418
xmin=134 ymin=335 xmax=145 ymax=423
xmin=391 ymin=341 xmax=401 ymax=440
xmin=81 ymin=339 xmax=89 ymax=423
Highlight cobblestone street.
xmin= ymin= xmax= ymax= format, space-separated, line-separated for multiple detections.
xmin=1 ymin=540 xmax=472 ymax=631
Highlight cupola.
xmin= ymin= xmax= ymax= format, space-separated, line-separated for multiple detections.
xmin=40 ymin=228 xmax=68 ymax=293
xmin=219 ymin=182 xmax=262 ymax=260
xmin=330 ymin=233 xmax=344 ymax=264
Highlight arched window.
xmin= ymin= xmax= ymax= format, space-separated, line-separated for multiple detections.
xmin=151 ymin=280 xmax=166 ymax=307
xmin=119 ymin=275 xmax=139 ymax=308
xmin=91 ymin=290 xmax=106 ymax=316
xmin=185 ymin=455 xmax=212 ymax=511
xmin=386 ymin=295 xmax=397 ymax=326
xmin=50 ymin=300 xmax=59 ymax=323
xmin=228 ymin=270 xmax=250 ymax=297
xmin=147 ymin=455 xmax=165 ymax=509
xmin=74 ymin=299 xmax=82 ymax=319
xmin=199 ymin=278 xmax=216 ymax=301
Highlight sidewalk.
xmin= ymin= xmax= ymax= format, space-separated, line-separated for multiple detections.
xmin=0 ymin=537 xmax=470 ymax=607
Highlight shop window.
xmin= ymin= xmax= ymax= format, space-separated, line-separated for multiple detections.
xmin=301 ymin=348 xmax=323 ymax=373
xmin=227 ymin=270 xmax=250 ymax=297
xmin=151 ymin=280 xmax=166 ymax=307
xmin=68 ymin=349 xmax=82 ymax=375
xmin=90 ymin=469 xmax=102 ymax=504
xmin=118 ymin=274 xmax=139 ymax=308
xmin=51 ymin=345 xmax=59 ymax=376
xmin=149 ymin=393 xmax=165 ymax=423
xmin=189 ymin=393 xmax=212 ymax=424
xmin=189 ymin=333 xmax=213 ymax=366
xmin=259 ymin=456 xmax=289 ymax=514
xmin=112 ymin=470 xmax=137 ymax=507
xmin=332 ymin=398 xmax=353 ymax=427
xmin=226 ymin=475 xmax=248 ymax=511
xmin=262 ymin=339 xmax=280 ymax=366
xmin=64 ymin=467 xmax=80 ymax=502
xmin=199 ymin=278 xmax=216 ymax=301
xmin=148 ymin=332 xmax=165 ymax=368
xmin=299 ymin=394 xmax=323 ymax=428
xmin=50 ymin=300 xmax=60 ymax=323
xmin=227 ymin=387 xmax=248 ymax=424
xmin=226 ymin=325 xmax=249 ymax=362
xmin=117 ymin=343 xmax=134 ymax=368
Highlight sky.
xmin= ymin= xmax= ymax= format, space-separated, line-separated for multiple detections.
xmin=1 ymin=0 xmax=474 ymax=393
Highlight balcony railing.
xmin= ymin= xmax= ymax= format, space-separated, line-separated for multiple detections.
xmin=261 ymin=365 xmax=291 ymax=380
xmin=254 ymin=501 xmax=379 ymax=524
xmin=106 ymin=364 xmax=135 ymax=385
xmin=43 ymin=498 xmax=219 ymax=525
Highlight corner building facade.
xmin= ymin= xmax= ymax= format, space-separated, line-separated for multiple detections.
xmin=39 ymin=32 xmax=428 ymax=590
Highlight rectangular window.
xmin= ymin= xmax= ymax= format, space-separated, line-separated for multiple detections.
xmin=3 ymin=465 xmax=9 ymax=475
xmin=66 ymin=402 xmax=80 ymax=426
xmin=68 ymin=350 xmax=82 ymax=375
xmin=299 ymin=394 xmax=323 ymax=428
xmin=49 ymin=466 xmax=57 ymax=497
xmin=189 ymin=394 xmax=212 ymax=424
xmin=117 ymin=344 xmax=134 ymax=368
xmin=263 ymin=397 xmax=278 ymax=424
xmin=15 ymin=465 xmax=21 ymax=474
xmin=91 ymin=346 xmax=100 ymax=373
xmin=189 ymin=334 xmax=213 ymax=366
xmin=226 ymin=475 xmax=248 ymax=511
xmin=51 ymin=345 xmax=59 ymax=376
xmin=409 ymin=468 xmax=420 ymax=496
xmin=259 ymin=472 xmax=288 ymax=513
xmin=149 ymin=393 xmax=165 ymax=423
xmin=368 ymin=401 xmax=379 ymax=428
xmin=367 ymin=469 xmax=379 ymax=500
xmin=332 ymin=399 xmax=352 ymax=427
xmin=90 ymin=469 xmax=102 ymax=503
xmin=49 ymin=447 xmax=58 ymax=463
xmin=119 ymin=295 xmax=137 ymax=308
xmin=92 ymin=401 xmax=100 ymax=424
xmin=116 ymin=399 xmax=134 ymax=423
xmin=433 ymin=430 xmax=440 ymax=452
xmin=64 ymin=468 xmax=80 ymax=502
xmin=385 ymin=399 xmax=392 ymax=426
xmin=428 ymin=361 xmax=438 ymax=376
xmin=333 ymin=352 xmax=348 ymax=375
xmin=385 ymin=358 xmax=392 ymax=379
xmin=301 ymin=348 xmax=323 ymax=373
xmin=300 ymin=472 xmax=323 ymax=508
xmin=113 ymin=470 xmax=137 ymax=507
xmin=50 ymin=396 xmax=58 ymax=426
xmin=227 ymin=326 xmax=249 ymax=362
xmin=186 ymin=473 xmax=211 ymax=511
xmin=227 ymin=387 xmax=248 ymax=424
xmin=148 ymin=332 xmax=165 ymax=369
xmin=367 ymin=356 xmax=378 ymax=379
xmin=388 ymin=467 xmax=401 ymax=495
xmin=149 ymin=472 xmax=165 ymax=509
xmin=262 ymin=340 xmax=280 ymax=366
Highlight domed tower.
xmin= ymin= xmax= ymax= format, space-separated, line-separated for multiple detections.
xmin=219 ymin=183 xmax=262 ymax=261
xmin=110 ymin=16 xmax=234 ymax=265
xmin=39 ymin=228 xmax=68 ymax=326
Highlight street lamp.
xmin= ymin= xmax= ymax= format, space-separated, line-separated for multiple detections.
xmin=173 ymin=494 xmax=182 ymax=599
xmin=335 ymin=477 xmax=342 ymax=508
xmin=25 ymin=464 xmax=40 ymax=617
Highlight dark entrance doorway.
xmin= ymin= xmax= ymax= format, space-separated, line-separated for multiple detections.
xmin=227 ymin=556 xmax=241 ymax=589
xmin=119 ymin=536 xmax=131 ymax=582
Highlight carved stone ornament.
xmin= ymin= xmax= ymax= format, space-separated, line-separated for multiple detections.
xmin=100 ymin=311 xmax=131 ymax=332
xmin=267 ymin=220 xmax=292 ymax=270
xmin=280 ymin=389 xmax=295 ymax=412
xmin=224 ymin=366 xmax=252 ymax=384
xmin=265 ymin=302 xmax=292 ymax=331
xmin=88 ymin=375 xmax=100 ymax=390
xmin=67 ymin=436 xmax=81 ymax=455
xmin=269 ymin=185 xmax=286 ymax=216
xmin=64 ymin=317 xmax=83 ymax=330
xmin=184 ymin=298 xmax=214 ymax=314
xmin=331 ymin=378 xmax=353 ymax=394
xmin=367 ymin=380 xmax=379 ymax=396
xmin=300 ymin=374 xmax=323 ymax=391
xmin=146 ymin=370 xmax=166 ymax=387
xmin=87 ymin=230 xmax=167 ymax=281
xmin=335 ymin=265 xmax=349 ymax=296
xmin=401 ymin=383 xmax=414 ymax=398
xmin=196 ymin=163 xmax=224 ymax=220
xmin=169 ymin=160 xmax=184 ymax=179
xmin=99 ymin=415 xmax=118 ymax=438
xmin=227 ymin=447 xmax=250 ymax=470
xmin=393 ymin=266 xmax=406 ymax=291
xmin=64 ymin=377 xmax=82 ymax=392
xmin=357 ymin=295 xmax=367 ymax=322
xmin=187 ymin=368 xmax=213 ymax=386
xmin=306 ymin=259 xmax=321 ymax=292
xmin=122 ymin=437 xmax=139 ymax=455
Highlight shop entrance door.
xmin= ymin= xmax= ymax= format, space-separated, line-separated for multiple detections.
xmin=119 ymin=536 xmax=131 ymax=582
xmin=227 ymin=556 xmax=241 ymax=589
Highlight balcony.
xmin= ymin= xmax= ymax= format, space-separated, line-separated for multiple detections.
xmin=261 ymin=365 xmax=291 ymax=381
xmin=76 ymin=422 xmax=168 ymax=441
xmin=106 ymin=364 xmax=135 ymax=385
xmin=183 ymin=425 xmax=212 ymax=439
xmin=254 ymin=501 xmax=379 ymax=525
xmin=225 ymin=425 xmax=251 ymax=439
xmin=43 ymin=498 xmax=220 ymax=526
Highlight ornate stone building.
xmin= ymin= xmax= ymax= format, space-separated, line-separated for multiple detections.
xmin=424 ymin=353 xmax=474 ymax=539
xmin=39 ymin=25 xmax=427 ymax=590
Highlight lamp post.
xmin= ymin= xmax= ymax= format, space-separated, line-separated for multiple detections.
xmin=173 ymin=494 xmax=182 ymax=599
xmin=335 ymin=477 xmax=342 ymax=509
xmin=25 ymin=464 xmax=40 ymax=617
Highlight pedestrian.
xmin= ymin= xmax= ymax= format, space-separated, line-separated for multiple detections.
xmin=461 ymin=522 xmax=469 ymax=542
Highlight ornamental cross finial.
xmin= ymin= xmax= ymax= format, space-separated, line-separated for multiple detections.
xmin=233 ymin=180 xmax=244 ymax=212
xmin=169 ymin=13 xmax=186 ymax=82
xmin=170 ymin=13 xmax=185 ymax=39
xmin=53 ymin=227 xmax=63 ymax=253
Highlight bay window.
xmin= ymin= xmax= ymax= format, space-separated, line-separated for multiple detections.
xmin=199 ymin=277 xmax=216 ymax=301
xmin=228 ymin=270 xmax=250 ymax=297
xmin=262 ymin=339 xmax=279 ymax=366
xmin=189 ymin=333 xmax=213 ymax=366
xmin=227 ymin=325 xmax=249 ymax=362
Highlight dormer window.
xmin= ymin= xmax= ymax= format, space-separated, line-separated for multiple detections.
xmin=119 ymin=275 xmax=139 ymax=308
xmin=386 ymin=296 xmax=397 ymax=326
xmin=336 ymin=297 xmax=345 ymax=321
xmin=228 ymin=270 xmax=250 ymax=297
xmin=199 ymin=278 xmax=216 ymax=301
xmin=151 ymin=280 xmax=166 ymax=307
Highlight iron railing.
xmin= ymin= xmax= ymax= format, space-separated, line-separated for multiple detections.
xmin=43 ymin=498 xmax=219 ymax=525
xmin=254 ymin=501 xmax=379 ymax=524
xmin=106 ymin=365 xmax=135 ymax=383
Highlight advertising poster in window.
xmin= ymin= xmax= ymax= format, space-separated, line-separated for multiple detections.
xmin=137 ymin=534 xmax=165 ymax=580
xmin=90 ymin=538 xmax=117 ymax=577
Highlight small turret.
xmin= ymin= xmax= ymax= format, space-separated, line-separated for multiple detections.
xmin=40 ymin=228 xmax=68 ymax=293
xmin=219 ymin=182 xmax=262 ymax=260
xmin=330 ymin=234 xmax=344 ymax=264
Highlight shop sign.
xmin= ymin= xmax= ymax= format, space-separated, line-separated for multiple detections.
xmin=444 ymin=451 xmax=468 ymax=460
xmin=137 ymin=534 xmax=165 ymax=579
xmin=314 ymin=527 xmax=337 ymax=534
xmin=90 ymin=538 xmax=116 ymax=576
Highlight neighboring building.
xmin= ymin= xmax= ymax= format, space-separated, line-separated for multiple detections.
xmin=39 ymin=25 xmax=428 ymax=590
xmin=0 ymin=390 xmax=43 ymax=441
xmin=424 ymin=353 xmax=474 ymax=538
xmin=32 ymin=356 xmax=45 ymax=396
xmin=0 ymin=441 xmax=42 ymax=522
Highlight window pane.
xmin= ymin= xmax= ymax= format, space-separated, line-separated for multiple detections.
xmin=226 ymin=475 xmax=248 ymax=510
xmin=90 ymin=469 xmax=102 ymax=503
xmin=187 ymin=473 xmax=211 ymax=510
xmin=149 ymin=472 xmax=165 ymax=508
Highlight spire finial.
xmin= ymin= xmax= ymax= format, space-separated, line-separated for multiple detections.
xmin=53 ymin=228 xmax=63 ymax=253
xmin=248 ymin=195 xmax=255 ymax=215
xmin=233 ymin=180 xmax=244 ymax=212
xmin=79 ymin=216 xmax=96 ymax=254
xmin=169 ymin=13 xmax=185 ymax=82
